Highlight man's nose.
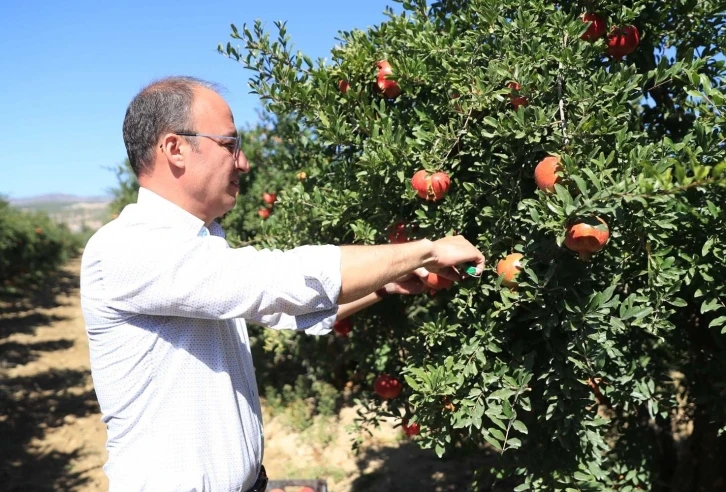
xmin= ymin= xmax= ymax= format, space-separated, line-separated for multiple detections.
xmin=236 ymin=150 xmax=250 ymax=173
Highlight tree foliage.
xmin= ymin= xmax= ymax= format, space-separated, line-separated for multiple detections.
xmin=0 ymin=198 xmax=82 ymax=288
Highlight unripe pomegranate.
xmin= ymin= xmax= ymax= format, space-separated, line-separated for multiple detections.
xmin=496 ymin=253 xmax=524 ymax=288
xmin=333 ymin=318 xmax=352 ymax=337
xmin=296 ymin=171 xmax=307 ymax=181
xmin=581 ymin=13 xmax=607 ymax=42
xmin=534 ymin=156 xmax=563 ymax=192
xmin=374 ymin=374 xmax=402 ymax=399
xmin=507 ymin=82 xmax=529 ymax=110
xmin=564 ymin=217 xmax=610 ymax=260
xmin=606 ymin=25 xmax=640 ymax=58
xmin=376 ymin=60 xmax=401 ymax=99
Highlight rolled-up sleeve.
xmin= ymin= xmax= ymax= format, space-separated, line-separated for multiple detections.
xmin=248 ymin=245 xmax=342 ymax=335
xmin=91 ymin=229 xmax=342 ymax=326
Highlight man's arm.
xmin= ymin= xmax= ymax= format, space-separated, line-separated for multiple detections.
xmin=338 ymin=236 xmax=485 ymax=304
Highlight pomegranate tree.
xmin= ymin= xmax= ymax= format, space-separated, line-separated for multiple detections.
xmin=220 ymin=1 xmax=726 ymax=489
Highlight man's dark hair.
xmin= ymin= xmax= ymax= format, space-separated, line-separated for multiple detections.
xmin=122 ymin=76 xmax=221 ymax=176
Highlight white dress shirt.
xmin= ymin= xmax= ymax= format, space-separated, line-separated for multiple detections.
xmin=80 ymin=187 xmax=341 ymax=492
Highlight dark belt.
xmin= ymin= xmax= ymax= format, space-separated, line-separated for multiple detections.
xmin=246 ymin=465 xmax=268 ymax=492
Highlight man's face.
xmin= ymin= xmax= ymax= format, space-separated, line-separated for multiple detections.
xmin=184 ymin=88 xmax=249 ymax=220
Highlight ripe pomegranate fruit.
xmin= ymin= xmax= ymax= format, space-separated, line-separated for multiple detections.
xmin=507 ymin=82 xmax=529 ymax=110
xmin=429 ymin=172 xmax=451 ymax=200
xmin=580 ymin=13 xmax=607 ymax=42
xmin=411 ymin=170 xmax=430 ymax=199
xmin=257 ymin=208 xmax=270 ymax=220
xmin=410 ymin=170 xmax=450 ymax=201
xmin=333 ymin=318 xmax=352 ymax=337
xmin=534 ymin=156 xmax=563 ymax=192
xmin=388 ymin=221 xmax=408 ymax=243
xmin=402 ymin=419 xmax=421 ymax=437
xmin=338 ymin=79 xmax=350 ymax=94
xmin=496 ymin=253 xmax=523 ymax=288
xmin=422 ymin=272 xmax=454 ymax=290
xmin=262 ymin=192 xmax=276 ymax=205
xmin=376 ymin=60 xmax=402 ymax=99
xmin=564 ymin=217 xmax=610 ymax=260
xmin=606 ymin=25 xmax=640 ymax=58
xmin=374 ymin=374 xmax=402 ymax=399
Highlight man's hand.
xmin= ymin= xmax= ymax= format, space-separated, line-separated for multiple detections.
xmin=423 ymin=235 xmax=486 ymax=281
xmin=380 ymin=271 xmax=428 ymax=295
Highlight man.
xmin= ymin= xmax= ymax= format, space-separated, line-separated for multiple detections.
xmin=80 ymin=76 xmax=485 ymax=491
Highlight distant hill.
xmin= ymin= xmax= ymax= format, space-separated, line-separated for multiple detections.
xmin=8 ymin=193 xmax=111 ymax=206
xmin=7 ymin=194 xmax=112 ymax=233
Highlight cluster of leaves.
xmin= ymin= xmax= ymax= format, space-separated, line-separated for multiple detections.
xmin=0 ymin=198 xmax=83 ymax=289
xmin=107 ymin=159 xmax=139 ymax=217
xmin=220 ymin=0 xmax=726 ymax=488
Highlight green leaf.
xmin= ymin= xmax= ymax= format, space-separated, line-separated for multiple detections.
xmin=489 ymin=428 xmax=506 ymax=441
xmin=701 ymin=298 xmax=720 ymax=314
xmin=484 ymin=433 xmax=502 ymax=451
xmin=702 ymin=238 xmax=715 ymax=256
xmin=512 ymin=420 xmax=529 ymax=434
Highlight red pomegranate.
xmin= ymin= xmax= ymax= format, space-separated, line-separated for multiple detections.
xmin=534 ymin=156 xmax=563 ymax=192
xmin=338 ymin=79 xmax=350 ymax=94
xmin=429 ymin=172 xmax=451 ymax=200
xmin=402 ymin=419 xmax=421 ymax=437
xmin=507 ymin=82 xmax=529 ymax=110
xmin=422 ymin=272 xmax=454 ymax=290
xmin=374 ymin=374 xmax=402 ymax=399
xmin=496 ymin=253 xmax=524 ymax=288
xmin=376 ymin=60 xmax=401 ymax=99
xmin=262 ymin=192 xmax=276 ymax=205
xmin=410 ymin=170 xmax=451 ymax=201
xmin=606 ymin=25 xmax=640 ymax=58
xmin=388 ymin=221 xmax=408 ymax=243
xmin=411 ymin=170 xmax=430 ymax=199
xmin=333 ymin=318 xmax=352 ymax=337
xmin=257 ymin=208 xmax=270 ymax=220
xmin=564 ymin=217 xmax=610 ymax=260
xmin=581 ymin=13 xmax=607 ymax=42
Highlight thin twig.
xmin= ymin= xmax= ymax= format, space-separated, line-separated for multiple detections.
xmin=558 ymin=34 xmax=570 ymax=147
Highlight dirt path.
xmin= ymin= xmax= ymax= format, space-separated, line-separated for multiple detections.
xmin=0 ymin=257 xmax=107 ymax=491
xmin=0 ymin=257 xmax=483 ymax=491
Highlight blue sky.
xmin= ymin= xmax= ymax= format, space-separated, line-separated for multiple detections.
xmin=0 ymin=0 xmax=400 ymax=199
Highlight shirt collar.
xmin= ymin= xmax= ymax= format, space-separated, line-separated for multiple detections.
xmin=136 ymin=187 xmax=225 ymax=238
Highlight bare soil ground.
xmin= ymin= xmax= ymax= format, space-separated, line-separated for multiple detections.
xmin=0 ymin=258 xmax=486 ymax=491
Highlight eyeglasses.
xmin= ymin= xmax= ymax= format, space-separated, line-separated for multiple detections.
xmin=175 ymin=132 xmax=242 ymax=161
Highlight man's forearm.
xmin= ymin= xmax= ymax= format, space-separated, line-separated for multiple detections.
xmin=338 ymin=239 xmax=434 ymax=304
xmin=336 ymin=291 xmax=384 ymax=321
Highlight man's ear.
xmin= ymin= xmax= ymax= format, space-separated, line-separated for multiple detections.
xmin=159 ymin=133 xmax=185 ymax=170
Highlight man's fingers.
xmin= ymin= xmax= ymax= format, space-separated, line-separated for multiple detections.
xmin=432 ymin=266 xmax=460 ymax=282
